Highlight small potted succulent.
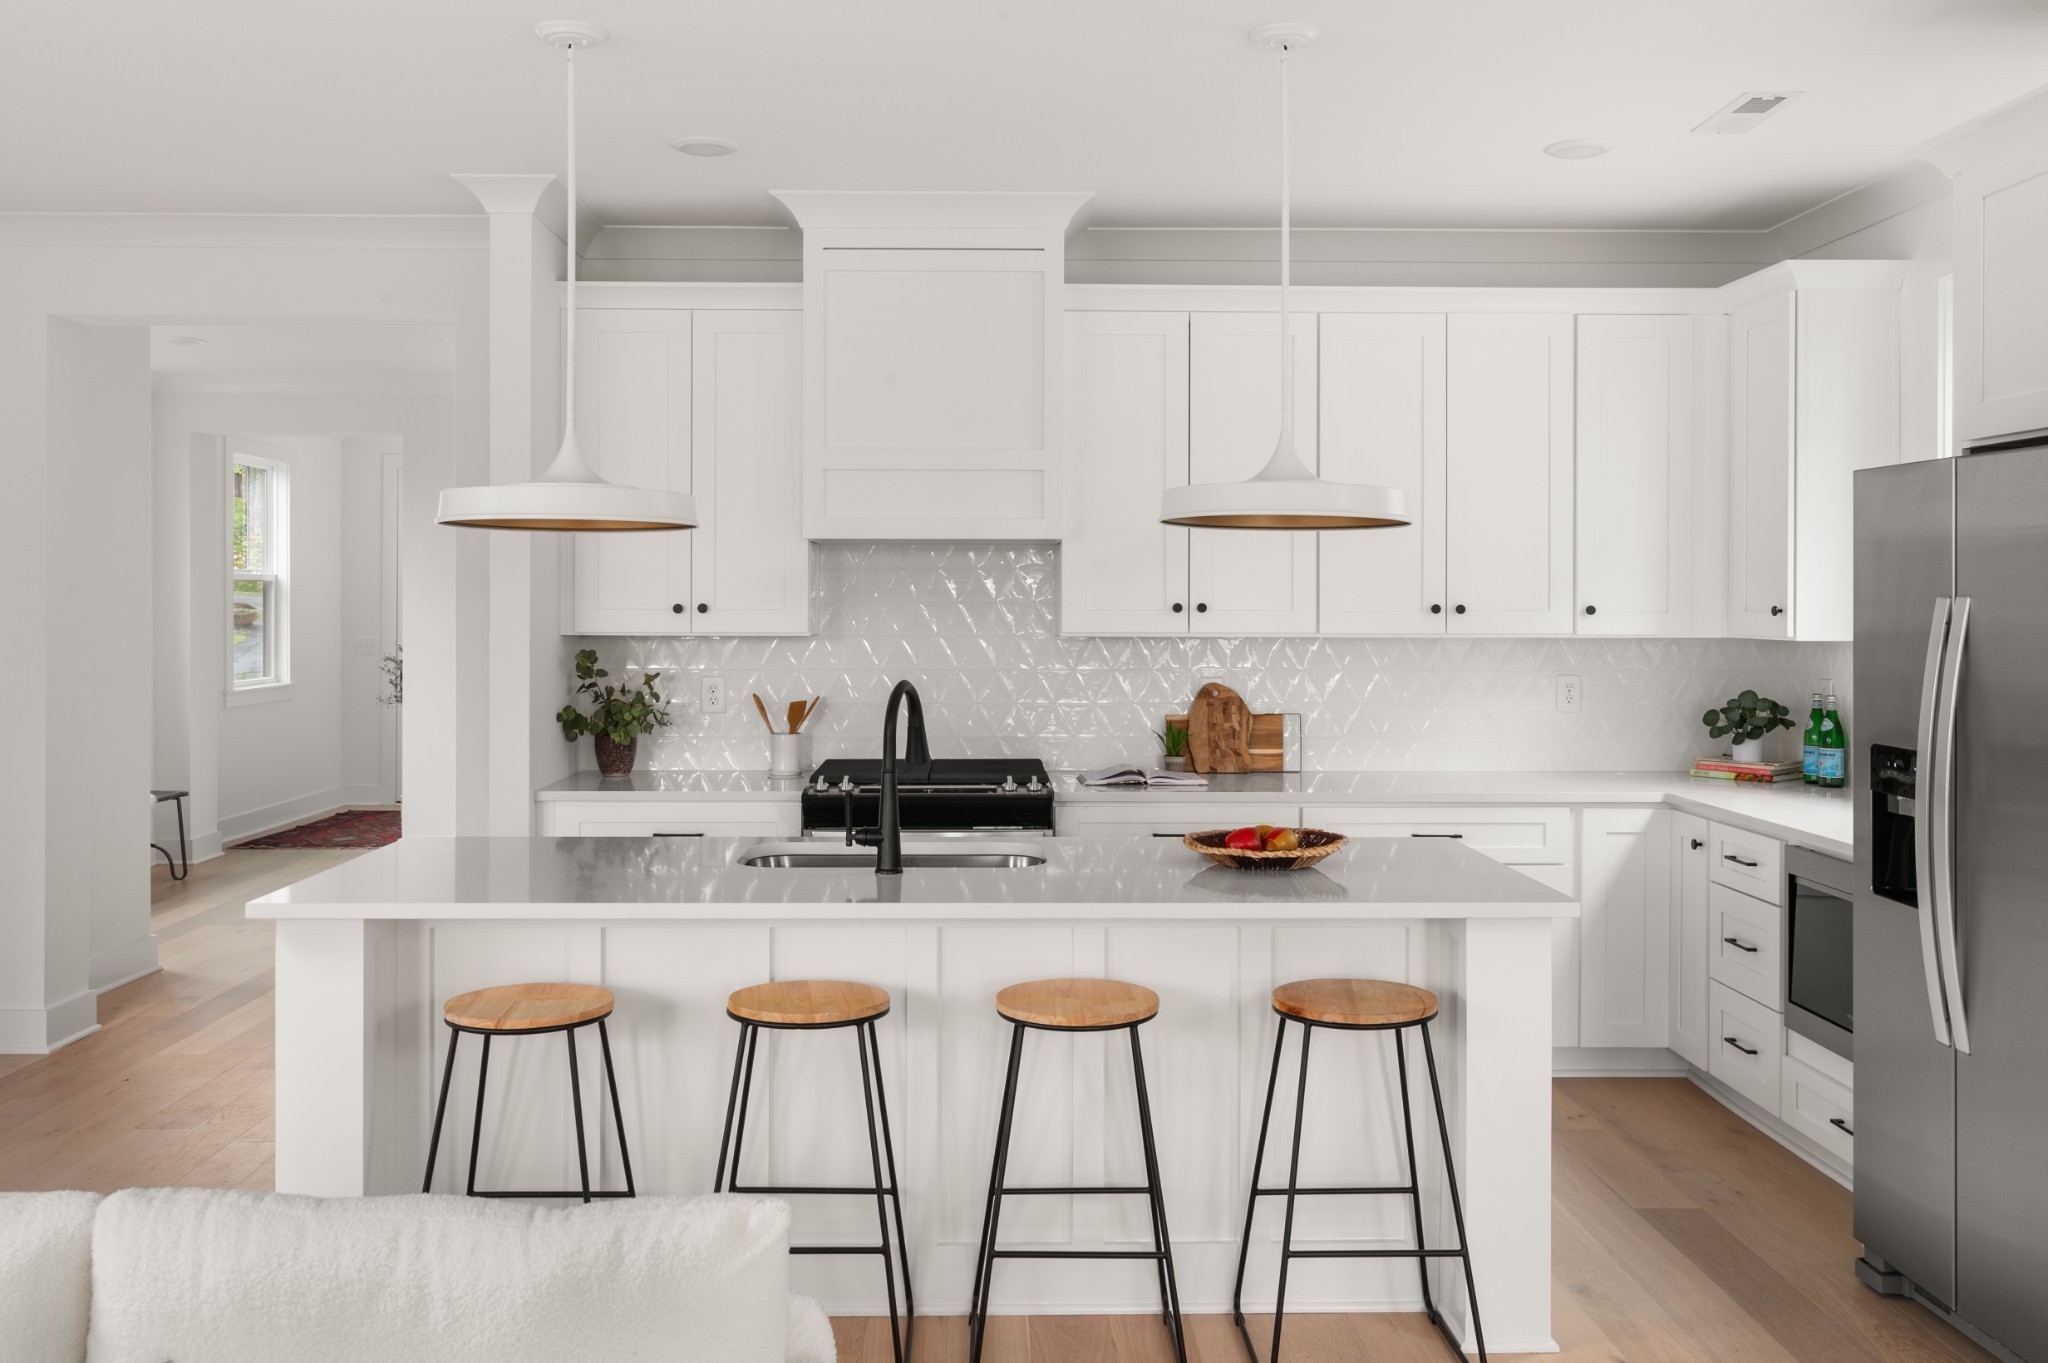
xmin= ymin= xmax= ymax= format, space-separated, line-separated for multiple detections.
xmin=1702 ymin=690 xmax=1796 ymax=763
xmin=1156 ymin=721 xmax=1190 ymax=772
xmin=558 ymin=648 xmax=672 ymax=777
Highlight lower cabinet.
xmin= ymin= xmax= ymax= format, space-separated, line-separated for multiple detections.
xmin=536 ymin=800 xmax=799 ymax=838
xmin=1707 ymin=979 xmax=1783 ymax=1115
xmin=1578 ymin=807 xmax=1672 ymax=1049
xmin=1057 ymin=804 xmax=1301 ymax=838
xmin=1669 ymin=812 xmax=1712 ymax=1069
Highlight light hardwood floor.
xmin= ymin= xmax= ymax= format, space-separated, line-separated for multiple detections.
xmin=0 ymin=849 xmax=1995 ymax=1363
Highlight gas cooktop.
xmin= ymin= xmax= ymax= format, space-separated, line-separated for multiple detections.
xmin=801 ymin=757 xmax=1055 ymax=834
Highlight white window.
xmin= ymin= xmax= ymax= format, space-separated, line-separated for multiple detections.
xmin=228 ymin=447 xmax=290 ymax=694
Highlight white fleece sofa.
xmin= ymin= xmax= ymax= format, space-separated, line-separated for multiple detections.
xmin=0 ymin=1188 xmax=835 ymax=1363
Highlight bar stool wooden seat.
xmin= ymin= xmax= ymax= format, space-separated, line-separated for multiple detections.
xmin=715 ymin=980 xmax=913 ymax=1363
xmin=1232 ymin=978 xmax=1484 ymax=1363
xmin=971 ymin=978 xmax=1185 ymax=1363
xmin=422 ymin=982 xmax=634 ymax=1205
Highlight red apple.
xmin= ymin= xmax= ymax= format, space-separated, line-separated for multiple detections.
xmin=1223 ymin=827 xmax=1262 ymax=851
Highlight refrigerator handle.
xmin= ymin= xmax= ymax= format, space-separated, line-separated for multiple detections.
xmin=1914 ymin=597 xmax=1954 ymax=1048
xmin=1932 ymin=594 xmax=1973 ymax=1054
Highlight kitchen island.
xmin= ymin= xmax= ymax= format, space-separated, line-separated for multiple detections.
xmin=251 ymin=833 xmax=1576 ymax=1351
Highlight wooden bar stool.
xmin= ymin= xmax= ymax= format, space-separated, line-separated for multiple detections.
xmin=970 ymin=978 xmax=1186 ymax=1363
xmin=714 ymin=980 xmax=913 ymax=1363
xmin=1230 ymin=979 xmax=1485 ymax=1363
xmin=421 ymin=982 xmax=634 ymax=1204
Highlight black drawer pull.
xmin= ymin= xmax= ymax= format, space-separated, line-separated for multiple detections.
xmin=1829 ymin=1117 xmax=1854 ymax=1138
xmin=1722 ymin=1036 xmax=1760 ymax=1057
xmin=653 ymin=832 xmax=704 ymax=838
xmin=1150 ymin=832 xmax=1191 ymax=838
xmin=1411 ymin=832 xmax=1465 ymax=839
xmin=1723 ymin=937 xmax=1760 ymax=954
xmin=1723 ymin=854 xmax=1759 ymax=868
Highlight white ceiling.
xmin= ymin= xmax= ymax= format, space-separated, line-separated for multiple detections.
xmin=10 ymin=1 xmax=2048 ymax=232
xmin=150 ymin=325 xmax=455 ymax=393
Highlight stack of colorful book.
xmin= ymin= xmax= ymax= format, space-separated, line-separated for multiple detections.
xmin=1691 ymin=757 xmax=1805 ymax=783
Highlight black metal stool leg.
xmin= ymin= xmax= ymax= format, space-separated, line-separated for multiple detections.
xmin=597 ymin=1018 xmax=635 ymax=1197
xmin=1421 ymin=1021 xmax=1487 ymax=1363
xmin=422 ymin=1027 xmax=460 ymax=1192
xmin=855 ymin=1023 xmax=906 ymax=1363
xmin=865 ymin=1020 xmax=915 ymax=1361
xmin=1269 ymin=1020 xmax=1314 ymax=1363
xmin=1394 ymin=1026 xmax=1439 ymax=1323
xmin=465 ymin=1033 xmax=492 ymax=1196
xmin=173 ymin=795 xmax=189 ymax=880
xmin=567 ymin=1027 xmax=593 ymax=1204
xmin=1232 ymin=1016 xmax=1289 ymax=1350
xmin=1129 ymin=1022 xmax=1188 ymax=1363
xmin=969 ymin=1021 xmax=1026 ymax=1363
xmin=713 ymin=1023 xmax=750 ymax=1191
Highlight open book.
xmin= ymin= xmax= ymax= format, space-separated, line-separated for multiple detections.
xmin=1078 ymin=765 xmax=1211 ymax=788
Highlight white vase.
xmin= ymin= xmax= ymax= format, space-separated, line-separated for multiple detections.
xmin=1730 ymin=736 xmax=1765 ymax=764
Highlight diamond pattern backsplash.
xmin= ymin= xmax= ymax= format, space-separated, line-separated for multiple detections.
xmin=580 ymin=544 xmax=1853 ymax=773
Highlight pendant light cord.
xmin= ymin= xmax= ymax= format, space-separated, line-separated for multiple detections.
xmin=563 ymin=40 xmax=578 ymax=435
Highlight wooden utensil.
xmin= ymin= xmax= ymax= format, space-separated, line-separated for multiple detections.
xmin=798 ymin=696 xmax=821 ymax=732
xmin=787 ymin=700 xmax=806 ymax=735
xmin=1185 ymin=682 xmax=1254 ymax=774
xmin=752 ymin=694 xmax=778 ymax=734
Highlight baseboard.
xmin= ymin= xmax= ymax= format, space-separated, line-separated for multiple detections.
xmin=91 ymin=934 xmax=161 ymax=994
xmin=1686 ymin=1068 xmax=1854 ymax=1189
xmin=191 ymin=831 xmax=224 ymax=863
xmin=1553 ymin=1046 xmax=1691 ymax=1078
xmin=0 ymin=990 xmax=101 ymax=1053
xmin=220 ymin=787 xmax=351 ymax=844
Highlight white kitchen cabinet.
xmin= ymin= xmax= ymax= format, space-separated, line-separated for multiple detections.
xmin=1780 ymin=1054 xmax=1855 ymax=1167
xmin=1575 ymin=316 xmax=1694 ymax=635
xmin=689 ymin=310 xmax=808 ymax=635
xmin=1708 ymin=979 xmax=1782 ymax=1116
xmin=537 ymin=800 xmax=800 ymax=838
xmin=562 ymin=308 xmax=809 ymax=636
xmin=1708 ymin=820 xmax=1783 ymax=904
xmin=1059 ymin=804 xmax=1301 ymax=837
xmin=1578 ymin=806 xmax=1671 ymax=1049
xmin=1951 ymin=148 xmax=2048 ymax=444
xmin=1709 ymin=882 xmax=1784 ymax=1010
xmin=1446 ymin=315 xmax=1575 ymax=634
xmin=1669 ymin=811 xmax=1712 ymax=1069
xmin=1722 ymin=264 xmax=1904 ymax=641
xmin=565 ymin=308 xmax=695 ymax=634
xmin=1060 ymin=312 xmax=1191 ymax=635
xmin=1319 ymin=314 xmax=1447 ymax=634
xmin=1187 ymin=312 xmax=1321 ymax=635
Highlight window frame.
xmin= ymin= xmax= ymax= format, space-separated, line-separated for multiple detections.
xmin=225 ymin=445 xmax=293 ymax=704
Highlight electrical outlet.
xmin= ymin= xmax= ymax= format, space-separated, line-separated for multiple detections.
xmin=352 ymin=636 xmax=380 ymax=656
xmin=701 ymin=674 xmax=726 ymax=715
xmin=1557 ymin=674 xmax=1582 ymax=713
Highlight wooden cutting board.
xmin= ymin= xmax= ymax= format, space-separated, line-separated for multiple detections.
xmin=1169 ymin=711 xmax=1293 ymax=772
xmin=1185 ymin=682 xmax=1254 ymax=774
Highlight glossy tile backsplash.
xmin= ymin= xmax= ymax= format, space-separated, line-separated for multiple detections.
xmin=581 ymin=544 xmax=1852 ymax=773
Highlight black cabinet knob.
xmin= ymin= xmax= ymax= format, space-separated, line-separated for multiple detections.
xmin=696 ymin=603 xmax=709 ymax=614
xmin=1429 ymin=604 xmax=1442 ymax=615
xmin=1454 ymin=604 xmax=1467 ymax=615
xmin=1196 ymin=603 xmax=1208 ymax=613
xmin=1771 ymin=606 xmax=1784 ymax=617
xmin=1584 ymin=605 xmax=1597 ymax=616
xmin=1690 ymin=838 xmax=1704 ymax=850
xmin=671 ymin=603 xmax=684 ymax=615
xmin=1172 ymin=603 xmax=1183 ymax=613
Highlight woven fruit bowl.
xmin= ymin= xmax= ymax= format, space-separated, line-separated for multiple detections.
xmin=1183 ymin=828 xmax=1347 ymax=872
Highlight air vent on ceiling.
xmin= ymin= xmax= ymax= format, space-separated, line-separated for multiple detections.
xmin=1693 ymin=92 xmax=1800 ymax=134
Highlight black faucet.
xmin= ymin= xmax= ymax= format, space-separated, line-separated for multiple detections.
xmin=848 ymin=680 xmax=930 ymax=875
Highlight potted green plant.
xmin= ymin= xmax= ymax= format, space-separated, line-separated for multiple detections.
xmin=1156 ymin=721 xmax=1190 ymax=772
xmin=1702 ymin=690 xmax=1796 ymax=763
xmin=558 ymin=649 xmax=672 ymax=777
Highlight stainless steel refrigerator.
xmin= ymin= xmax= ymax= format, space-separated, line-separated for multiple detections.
xmin=1854 ymin=443 xmax=2048 ymax=1363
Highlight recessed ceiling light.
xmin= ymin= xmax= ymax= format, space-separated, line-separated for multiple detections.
xmin=1543 ymin=138 xmax=1612 ymax=160
xmin=164 ymin=335 xmax=209 ymax=346
xmin=670 ymin=136 xmax=739 ymax=158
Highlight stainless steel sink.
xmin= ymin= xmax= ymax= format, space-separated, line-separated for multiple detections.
xmin=738 ymin=839 xmax=1047 ymax=870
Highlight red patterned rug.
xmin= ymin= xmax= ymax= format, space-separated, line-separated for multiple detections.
xmin=237 ymin=809 xmax=401 ymax=849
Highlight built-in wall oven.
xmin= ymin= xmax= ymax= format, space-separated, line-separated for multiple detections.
xmin=1785 ymin=847 xmax=1855 ymax=1061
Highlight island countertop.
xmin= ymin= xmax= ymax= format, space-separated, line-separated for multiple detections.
xmin=248 ymin=833 xmax=1578 ymax=922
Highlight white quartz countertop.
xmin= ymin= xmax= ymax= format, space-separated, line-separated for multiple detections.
xmin=534 ymin=768 xmax=1854 ymax=861
xmin=248 ymin=834 xmax=1577 ymax=923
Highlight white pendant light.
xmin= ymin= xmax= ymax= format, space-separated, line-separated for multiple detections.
xmin=1161 ymin=23 xmax=1409 ymax=531
xmin=438 ymin=21 xmax=698 ymax=533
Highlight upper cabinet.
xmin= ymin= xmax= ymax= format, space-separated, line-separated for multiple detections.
xmin=1319 ymin=314 xmax=1447 ymax=634
xmin=1722 ymin=263 xmax=1905 ymax=641
xmin=1446 ymin=314 xmax=1575 ymax=634
xmin=562 ymin=305 xmax=809 ymax=637
xmin=1575 ymin=315 xmax=1695 ymax=636
xmin=774 ymin=191 xmax=1091 ymax=542
xmin=1188 ymin=313 xmax=1320 ymax=635
xmin=1940 ymin=130 xmax=2048 ymax=445
xmin=1060 ymin=312 xmax=1191 ymax=635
